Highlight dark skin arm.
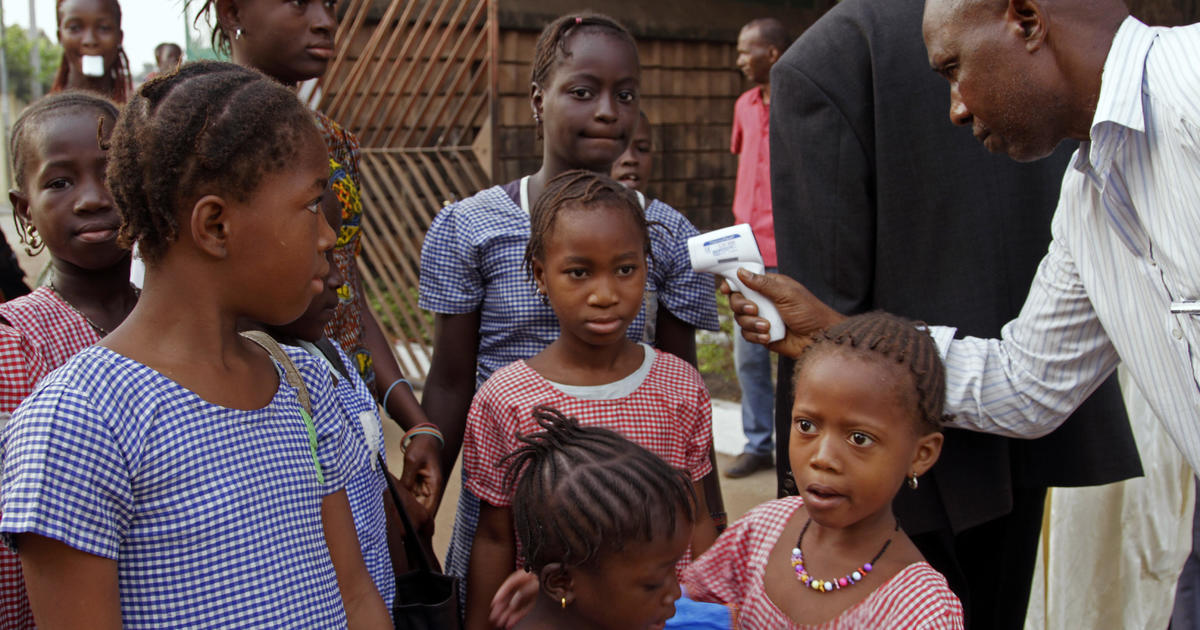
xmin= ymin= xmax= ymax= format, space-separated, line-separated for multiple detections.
xmin=422 ymin=311 xmax=482 ymax=489
xmin=362 ymin=304 xmax=443 ymax=513
xmin=18 ymin=534 xmax=121 ymax=629
xmin=322 ymin=489 xmax=393 ymax=628
xmin=655 ymin=307 xmax=727 ymax=531
xmin=466 ymin=502 xmax=517 ymax=630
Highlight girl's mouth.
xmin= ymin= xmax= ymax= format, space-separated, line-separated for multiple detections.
xmin=584 ymin=318 xmax=623 ymax=335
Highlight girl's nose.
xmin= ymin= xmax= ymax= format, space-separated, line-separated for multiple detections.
xmin=74 ymin=178 xmax=114 ymax=214
xmin=316 ymin=212 xmax=336 ymax=253
xmin=809 ymin=436 xmax=840 ymax=473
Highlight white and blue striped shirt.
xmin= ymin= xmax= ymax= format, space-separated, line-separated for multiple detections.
xmin=930 ymin=17 xmax=1200 ymax=470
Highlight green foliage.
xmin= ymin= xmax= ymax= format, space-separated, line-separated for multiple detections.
xmin=698 ymin=291 xmax=741 ymax=401
xmin=2 ymin=25 xmax=61 ymax=102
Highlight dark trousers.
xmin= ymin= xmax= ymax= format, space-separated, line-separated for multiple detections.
xmin=908 ymin=484 xmax=1046 ymax=630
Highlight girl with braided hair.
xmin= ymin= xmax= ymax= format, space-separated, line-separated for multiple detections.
xmin=51 ymin=0 xmax=133 ymax=103
xmin=0 ymin=61 xmax=390 ymax=628
xmin=501 ymin=406 xmax=695 ymax=630
xmin=0 ymin=90 xmax=134 ymax=629
xmin=683 ymin=312 xmax=964 ymax=629
xmin=189 ymin=0 xmax=444 ymax=511
xmin=458 ymin=170 xmax=717 ymax=629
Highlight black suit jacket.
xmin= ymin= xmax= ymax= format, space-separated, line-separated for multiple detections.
xmin=768 ymin=0 xmax=1142 ymax=535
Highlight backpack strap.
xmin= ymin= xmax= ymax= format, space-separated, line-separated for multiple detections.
xmin=240 ymin=330 xmax=323 ymax=483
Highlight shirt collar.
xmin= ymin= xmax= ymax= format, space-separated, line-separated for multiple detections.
xmin=1075 ymin=16 xmax=1157 ymax=173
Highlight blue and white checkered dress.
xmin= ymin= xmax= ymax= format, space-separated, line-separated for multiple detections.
xmin=315 ymin=340 xmax=395 ymax=607
xmin=419 ymin=183 xmax=720 ymax=602
xmin=0 ymin=345 xmax=358 ymax=628
xmin=418 ymin=184 xmax=720 ymax=387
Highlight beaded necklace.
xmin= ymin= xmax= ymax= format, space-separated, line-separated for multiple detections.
xmin=790 ymin=518 xmax=897 ymax=593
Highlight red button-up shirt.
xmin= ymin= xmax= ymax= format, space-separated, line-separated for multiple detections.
xmin=731 ymin=86 xmax=777 ymax=267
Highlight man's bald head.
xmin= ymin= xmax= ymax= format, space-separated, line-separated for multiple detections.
xmin=922 ymin=0 xmax=1129 ymax=161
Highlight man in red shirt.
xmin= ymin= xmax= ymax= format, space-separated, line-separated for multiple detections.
xmin=725 ymin=18 xmax=790 ymax=478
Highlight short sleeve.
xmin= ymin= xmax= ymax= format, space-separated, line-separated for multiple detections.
xmin=293 ymin=349 xmax=360 ymax=496
xmin=1 ymin=384 xmax=133 ymax=559
xmin=646 ymin=201 xmax=720 ymax=332
xmin=0 ymin=326 xmax=40 ymax=415
xmin=418 ymin=204 xmax=485 ymax=314
xmin=682 ymin=507 xmax=757 ymax=605
xmin=462 ymin=377 xmax=519 ymax=507
xmin=685 ymin=368 xmax=714 ymax=481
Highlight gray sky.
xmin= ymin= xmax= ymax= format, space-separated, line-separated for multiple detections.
xmin=4 ymin=0 xmax=210 ymax=74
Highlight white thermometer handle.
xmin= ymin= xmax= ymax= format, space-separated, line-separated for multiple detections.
xmin=724 ymin=271 xmax=786 ymax=343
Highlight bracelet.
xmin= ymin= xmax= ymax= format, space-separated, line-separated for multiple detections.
xmin=381 ymin=378 xmax=413 ymax=406
xmin=402 ymin=422 xmax=445 ymax=452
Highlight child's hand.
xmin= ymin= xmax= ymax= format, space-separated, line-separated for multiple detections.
xmin=720 ymin=269 xmax=845 ymax=358
xmin=489 ymin=570 xmax=539 ymax=630
xmin=401 ymin=434 xmax=444 ymax=515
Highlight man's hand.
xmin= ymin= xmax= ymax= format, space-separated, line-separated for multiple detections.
xmin=721 ymin=268 xmax=845 ymax=358
xmin=400 ymin=435 xmax=444 ymax=515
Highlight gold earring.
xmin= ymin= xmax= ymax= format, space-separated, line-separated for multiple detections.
xmin=907 ymin=473 xmax=919 ymax=490
xmin=561 ymin=596 xmax=567 ymax=608
xmin=22 ymin=224 xmax=44 ymax=257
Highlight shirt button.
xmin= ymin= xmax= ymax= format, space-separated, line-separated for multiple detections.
xmin=1150 ymin=260 xmax=1158 ymax=267
xmin=1174 ymin=328 xmax=1184 ymax=339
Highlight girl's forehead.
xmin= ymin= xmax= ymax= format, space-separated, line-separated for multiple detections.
xmin=550 ymin=30 xmax=639 ymax=79
xmin=59 ymin=0 xmax=120 ymax=21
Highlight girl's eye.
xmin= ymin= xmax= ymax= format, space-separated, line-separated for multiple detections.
xmin=616 ymin=264 xmax=637 ymax=276
xmin=45 ymin=178 xmax=71 ymax=191
xmin=794 ymin=418 xmax=817 ymax=434
xmin=617 ymin=90 xmax=637 ymax=103
xmin=849 ymin=432 xmax=875 ymax=447
xmin=566 ymin=268 xmax=587 ymax=279
xmin=324 ymin=0 xmax=338 ymax=8
xmin=569 ymin=87 xmax=592 ymax=98
xmin=305 ymin=197 xmax=323 ymax=214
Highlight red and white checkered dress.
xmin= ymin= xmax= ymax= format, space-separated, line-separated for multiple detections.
xmin=463 ymin=347 xmax=713 ymax=573
xmin=0 ymin=287 xmax=102 ymax=629
xmin=683 ymin=496 xmax=964 ymax=630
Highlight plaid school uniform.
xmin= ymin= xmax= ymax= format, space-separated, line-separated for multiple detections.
xmin=304 ymin=339 xmax=396 ymax=605
xmin=447 ymin=346 xmax=713 ymax=594
xmin=0 ymin=287 xmax=104 ymax=628
xmin=0 ymin=345 xmax=359 ymax=629
xmin=683 ymin=496 xmax=964 ymax=630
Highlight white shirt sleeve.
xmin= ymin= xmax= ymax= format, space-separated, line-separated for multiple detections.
xmin=930 ymin=218 xmax=1121 ymax=438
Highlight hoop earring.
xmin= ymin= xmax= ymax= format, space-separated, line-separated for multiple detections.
xmin=561 ymin=596 xmax=567 ymax=608
xmin=234 ymin=27 xmax=244 ymax=40
xmin=22 ymin=225 xmax=44 ymax=257
xmin=907 ymin=473 xmax=919 ymax=490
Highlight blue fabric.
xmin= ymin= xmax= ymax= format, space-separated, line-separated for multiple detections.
xmin=419 ymin=185 xmax=720 ymax=387
xmin=325 ymin=341 xmax=396 ymax=607
xmin=0 ymin=346 xmax=356 ymax=628
xmin=666 ymin=594 xmax=733 ymax=629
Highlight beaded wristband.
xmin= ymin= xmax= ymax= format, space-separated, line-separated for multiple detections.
xmin=402 ymin=422 xmax=445 ymax=452
xmin=381 ymin=378 xmax=413 ymax=406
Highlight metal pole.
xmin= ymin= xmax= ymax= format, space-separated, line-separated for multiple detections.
xmin=27 ymin=0 xmax=38 ymax=100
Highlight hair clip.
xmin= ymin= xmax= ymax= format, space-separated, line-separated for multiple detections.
xmin=575 ymin=16 xmax=582 ymax=24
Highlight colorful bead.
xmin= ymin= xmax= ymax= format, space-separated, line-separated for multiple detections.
xmin=838 ymin=577 xmax=848 ymax=587
xmin=851 ymin=571 xmax=863 ymax=581
xmin=789 ymin=518 xmax=896 ymax=595
xmin=863 ymin=563 xmax=873 ymax=572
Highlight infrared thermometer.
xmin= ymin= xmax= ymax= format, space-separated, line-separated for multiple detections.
xmin=688 ymin=224 xmax=786 ymax=343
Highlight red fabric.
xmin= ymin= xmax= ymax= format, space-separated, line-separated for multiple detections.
xmin=463 ymin=348 xmax=713 ymax=574
xmin=0 ymin=287 xmax=102 ymax=628
xmin=684 ymin=496 xmax=964 ymax=630
xmin=731 ymin=87 xmax=777 ymax=267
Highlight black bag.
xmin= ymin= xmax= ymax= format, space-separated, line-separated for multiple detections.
xmin=380 ymin=454 xmax=463 ymax=630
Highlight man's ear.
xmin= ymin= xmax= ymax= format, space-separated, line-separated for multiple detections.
xmin=9 ymin=190 xmax=31 ymax=230
xmin=767 ymin=45 xmax=782 ymax=65
xmin=190 ymin=194 xmax=232 ymax=259
xmin=540 ymin=563 xmax=574 ymax=607
xmin=909 ymin=431 xmax=945 ymax=478
xmin=1008 ymin=0 xmax=1048 ymax=51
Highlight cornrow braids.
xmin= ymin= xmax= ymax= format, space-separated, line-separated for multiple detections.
xmin=106 ymin=60 xmax=321 ymax=265
xmin=52 ymin=0 xmax=134 ymax=103
xmin=9 ymin=91 xmax=120 ymax=248
xmin=794 ymin=312 xmax=954 ymax=434
xmin=503 ymin=406 xmax=697 ymax=572
xmin=523 ymin=169 xmax=654 ymax=283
